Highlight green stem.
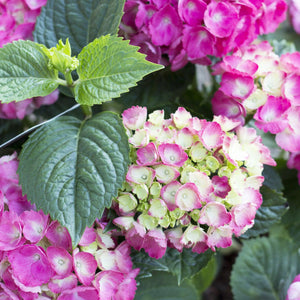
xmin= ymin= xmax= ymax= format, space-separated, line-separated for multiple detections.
xmin=65 ymin=72 xmax=74 ymax=87
xmin=81 ymin=105 xmax=92 ymax=118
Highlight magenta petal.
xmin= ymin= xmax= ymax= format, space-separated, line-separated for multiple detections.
xmin=175 ymin=183 xmax=201 ymax=211
xmin=160 ymin=181 xmax=182 ymax=211
xmin=73 ymin=249 xmax=97 ymax=286
xmin=122 ymin=106 xmax=147 ymax=130
xmin=57 ymin=286 xmax=99 ymax=300
xmin=143 ymin=228 xmax=167 ymax=259
xmin=48 ymin=274 xmax=78 ymax=294
xmin=47 ymin=246 xmax=73 ymax=277
xmin=136 ymin=142 xmax=159 ymax=165
xmin=178 ymin=0 xmax=207 ymax=25
xmin=125 ymin=222 xmax=146 ymax=251
xmin=198 ymin=203 xmax=231 ymax=227
xmin=149 ymin=4 xmax=182 ymax=46
xmin=199 ymin=122 xmax=224 ymax=150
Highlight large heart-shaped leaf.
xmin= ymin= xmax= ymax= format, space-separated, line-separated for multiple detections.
xmin=132 ymin=247 xmax=214 ymax=285
xmin=34 ymin=0 xmax=125 ymax=56
xmin=74 ymin=35 xmax=164 ymax=105
xmin=231 ymin=236 xmax=300 ymax=300
xmin=0 ymin=40 xmax=58 ymax=103
xmin=18 ymin=112 xmax=130 ymax=246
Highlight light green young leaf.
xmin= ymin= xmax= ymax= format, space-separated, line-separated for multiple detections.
xmin=231 ymin=236 xmax=300 ymax=300
xmin=18 ymin=112 xmax=130 ymax=247
xmin=74 ymin=35 xmax=164 ymax=105
xmin=0 ymin=40 xmax=59 ymax=103
xmin=34 ymin=0 xmax=126 ymax=56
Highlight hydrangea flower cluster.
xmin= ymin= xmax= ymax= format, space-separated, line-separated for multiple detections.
xmin=119 ymin=0 xmax=287 ymax=71
xmin=0 ymin=153 xmax=139 ymax=299
xmin=112 ymin=106 xmax=276 ymax=259
xmin=286 ymin=274 xmax=300 ymax=300
xmin=0 ymin=0 xmax=58 ymax=119
xmin=211 ymin=40 xmax=300 ymax=183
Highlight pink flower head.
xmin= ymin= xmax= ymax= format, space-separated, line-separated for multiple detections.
xmin=286 ymin=274 xmax=300 ymax=300
xmin=149 ymin=4 xmax=182 ymax=46
xmin=254 ymin=96 xmax=291 ymax=134
xmin=46 ymin=246 xmax=73 ymax=277
xmin=160 ymin=180 xmax=182 ymax=211
xmin=178 ymin=0 xmax=207 ymax=26
xmin=57 ymin=286 xmax=99 ymax=300
xmin=46 ymin=221 xmax=72 ymax=251
xmin=199 ymin=121 xmax=224 ymax=150
xmin=198 ymin=202 xmax=231 ymax=228
xmin=175 ymin=183 xmax=201 ymax=211
xmin=8 ymin=245 xmax=54 ymax=288
xmin=220 ymin=72 xmax=254 ymax=100
xmin=122 ymin=106 xmax=147 ymax=130
xmin=143 ymin=228 xmax=167 ymax=259
xmin=182 ymin=25 xmax=215 ymax=59
xmin=158 ymin=143 xmax=188 ymax=167
xmin=20 ymin=210 xmax=49 ymax=243
xmin=204 ymin=1 xmax=238 ymax=38
xmin=73 ymin=248 xmax=97 ymax=286
xmin=136 ymin=142 xmax=159 ymax=165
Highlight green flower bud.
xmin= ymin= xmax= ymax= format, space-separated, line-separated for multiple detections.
xmin=116 ymin=193 xmax=138 ymax=213
xmin=132 ymin=183 xmax=149 ymax=200
xmin=190 ymin=209 xmax=201 ymax=222
xmin=205 ymin=156 xmax=220 ymax=173
xmin=138 ymin=213 xmax=158 ymax=230
xmin=80 ymin=241 xmax=98 ymax=254
xmin=150 ymin=182 xmax=162 ymax=198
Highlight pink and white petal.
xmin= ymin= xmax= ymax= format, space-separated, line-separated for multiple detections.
xmin=212 ymin=115 xmax=241 ymax=132
xmin=220 ymin=72 xmax=255 ymax=100
xmin=158 ymin=143 xmax=188 ymax=167
xmin=175 ymin=183 xmax=202 ymax=211
xmin=175 ymin=128 xmax=195 ymax=149
xmin=171 ymin=107 xmax=192 ymax=129
xmin=47 ymin=246 xmax=73 ymax=277
xmin=143 ymin=228 xmax=167 ymax=259
xmin=128 ymin=129 xmax=150 ymax=148
xmin=262 ymin=70 xmax=286 ymax=96
xmin=154 ymin=164 xmax=180 ymax=184
xmin=198 ymin=202 xmax=231 ymax=227
xmin=282 ymin=74 xmax=300 ymax=106
xmin=254 ymin=96 xmax=290 ymax=134
xmin=57 ymin=286 xmax=99 ymax=300
xmin=125 ymin=222 xmax=146 ymax=251
xmin=180 ymin=225 xmax=207 ymax=248
xmin=276 ymin=128 xmax=300 ymax=153
xmin=48 ymin=274 xmax=77 ymax=294
xmin=204 ymin=1 xmax=238 ymax=38
xmin=212 ymin=176 xmax=231 ymax=198
xmin=79 ymin=227 xmax=96 ymax=247
xmin=160 ymin=181 xmax=182 ymax=211
xmin=199 ymin=121 xmax=224 ymax=150
xmin=73 ymin=248 xmax=97 ymax=286
xmin=165 ymin=227 xmax=184 ymax=252
xmin=136 ymin=142 xmax=159 ymax=165
xmin=207 ymin=226 xmax=233 ymax=250
xmin=189 ymin=171 xmax=214 ymax=200
xmin=122 ymin=106 xmax=147 ymax=130
xmin=126 ymin=165 xmax=155 ymax=186
xmin=240 ymin=187 xmax=263 ymax=208
xmin=113 ymin=216 xmax=134 ymax=231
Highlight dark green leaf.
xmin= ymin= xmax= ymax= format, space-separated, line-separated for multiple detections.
xmin=135 ymin=271 xmax=200 ymax=300
xmin=18 ymin=112 xmax=130 ymax=246
xmin=231 ymin=236 xmax=300 ymax=300
xmin=262 ymin=165 xmax=284 ymax=192
xmin=241 ymin=186 xmax=288 ymax=238
xmin=74 ymin=35 xmax=163 ymax=105
xmin=34 ymin=0 xmax=125 ymax=56
xmin=132 ymin=247 xmax=214 ymax=285
xmin=0 ymin=40 xmax=58 ymax=102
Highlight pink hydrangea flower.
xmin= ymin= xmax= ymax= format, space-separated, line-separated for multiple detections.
xmin=117 ymin=106 xmax=275 ymax=257
xmin=57 ymin=286 xmax=99 ymax=300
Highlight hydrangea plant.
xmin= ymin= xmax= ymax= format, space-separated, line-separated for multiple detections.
xmin=0 ymin=0 xmax=300 ymax=299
